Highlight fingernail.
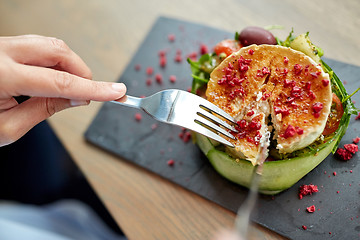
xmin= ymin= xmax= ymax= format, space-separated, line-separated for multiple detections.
xmin=70 ymin=100 xmax=90 ymax=107
xmin=112 ymin=83 xmax=126 ymax=92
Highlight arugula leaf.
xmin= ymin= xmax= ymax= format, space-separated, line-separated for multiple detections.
xmin=234 ymin=31 xmax=239 ymax=41
xmin=275 ymin=37 xmax=282 ymax=45
xmin=187 ymin=53 xmax=220 ymax=93
xmin=342 ymin=87 xmax=360 ymax=103
xmin=187 ymin=58 xmax=200 ymax=73
xmin=278 ymin=28 xmax=295 ymax=47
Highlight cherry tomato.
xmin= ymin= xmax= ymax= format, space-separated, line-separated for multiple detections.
xmin=322 ymin=93 xmax=344 ymax=136
xmin=214 ymin=39 xmax=241 ymax=57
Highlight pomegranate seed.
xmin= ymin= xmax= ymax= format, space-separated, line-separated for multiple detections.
xmin=146 ymin=78 xmax=152 ymax=86
xmin=322 ymin=79 xmax=330 ymax=86
xmin=155 ymin=74 xmax=163 ymax=84
xmin=200 ymin=44 xmax=209 ymax=54
xmin=134 ymin=113 xmax=142 ymax=121
xmin=169 ymin=75 xmax=176 ymax=83
xmin=174 ymin=55 xmax=182 ymax=63
xmin=159 ymin=56 xmax=167 ymax=68
xmin=168 ymin=34 xmax=175 ymax=42
xmin=146 ymin=67 xmax=154 ymax=75
xmin=134 ymin=64 xmax=141 ymax=71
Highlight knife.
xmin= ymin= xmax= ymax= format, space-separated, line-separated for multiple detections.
xmin=234 ymin=132 xmax=270 ymax=238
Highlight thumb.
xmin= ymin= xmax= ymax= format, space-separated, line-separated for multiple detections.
xmin=0 ymin=97 xmax=88 ymax=146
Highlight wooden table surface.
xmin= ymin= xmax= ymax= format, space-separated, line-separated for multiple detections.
xmin=1 ymin=1 xmax=359 ymax=239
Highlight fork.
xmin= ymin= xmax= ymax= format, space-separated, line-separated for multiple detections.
xmin=110 ymin=89 xmax=237 ymax=147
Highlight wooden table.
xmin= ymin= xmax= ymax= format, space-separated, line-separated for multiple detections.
xmin=1 ymin=1 xmax=359 ymax=239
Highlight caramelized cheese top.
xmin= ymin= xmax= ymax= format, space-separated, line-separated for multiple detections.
xmin=206 ymin=45 xmax=332 ymax=163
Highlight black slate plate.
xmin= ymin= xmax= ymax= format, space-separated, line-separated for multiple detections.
xmin=85 ymin=16 xmax=360 ymax=239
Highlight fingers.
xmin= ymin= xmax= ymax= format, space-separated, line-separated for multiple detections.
xmin=10 ymin=64 xmax=127 ymax=101
xmin=1 ymin=35 xmax=92 ymax=79
xmin=0 ymin=97 xmax=88 ymax=147
xmin=0 ymin=35 xmax=127 ymax=147
xmin=0 ymin=35 xmax=126 ymax=101
xmin=0 ymin=98 xmax=18 ymax=113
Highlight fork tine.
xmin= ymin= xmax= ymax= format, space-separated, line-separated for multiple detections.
xmin=197 ymin=108 xmax=238 ymax=133
xmin=195 ymin=116 xmax=236 ymax=140
xmin=191 ymin=122 xmax=235 ymax=148
xmin=198 ymin=100 xmax=237 ymax=125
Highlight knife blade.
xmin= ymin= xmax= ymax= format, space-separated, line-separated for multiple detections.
xmin=234 ymin=131 xmax=270 ymax=238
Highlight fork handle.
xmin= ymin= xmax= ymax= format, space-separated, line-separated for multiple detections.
xmin=110 ymin=95 xmax=141 ymax=109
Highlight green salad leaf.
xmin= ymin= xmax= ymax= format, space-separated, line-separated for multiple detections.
xmin=234 ymin=31 xmax=240 ymax=41
xmin=276 ymin=28 xmax=295 ymax=47
xmin=188 ymin=53 xmax=218 ymax=94
xmin=188 ymin=29 xmax=359 ymax=157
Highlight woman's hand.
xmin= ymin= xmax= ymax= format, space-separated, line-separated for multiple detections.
xmin=0 ymin=35 xmax=126 ymax=147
